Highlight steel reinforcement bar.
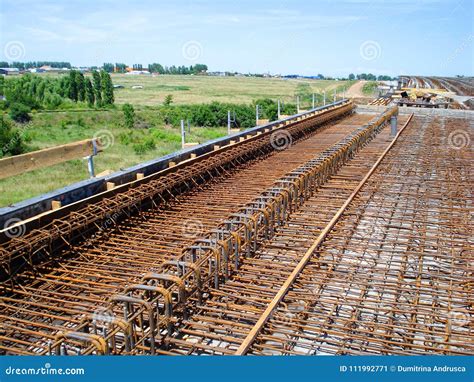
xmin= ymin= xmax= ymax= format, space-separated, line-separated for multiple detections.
xmin=1 ymin=102 xmax=360 ymax=354
xmin=37 ymin=107 xmax=399 ymax=355
xmin=162 ymin=114 xmax=410 ymax=355
xmin=235 ymin=113 xmax=413 ymax=355
xmin=0 ymin=102 xmax=354 ymax=282
xmin=243 ymin=115 xmax=473 ymax=355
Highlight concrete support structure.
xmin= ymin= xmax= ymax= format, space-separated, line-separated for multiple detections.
xmin=390 ymin=115 xmax=398 ymax=137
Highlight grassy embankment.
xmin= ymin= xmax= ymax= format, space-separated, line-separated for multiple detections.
xmin=362 ymin=81 xmax=379 ymax=96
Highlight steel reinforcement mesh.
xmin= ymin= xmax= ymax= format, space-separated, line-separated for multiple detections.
xmin=248 ymin=115 xmax=473 ymax=355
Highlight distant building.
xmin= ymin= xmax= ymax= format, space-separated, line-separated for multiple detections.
xmin=39 ymin=65 xmax=69 ymax=73
xmin=208 ymin=71 xmax=226 ymax=76
xmin=125 ymin=70 xmax=151 ymax=75
xmin=0 ymin=68 xmax=20 ymax=75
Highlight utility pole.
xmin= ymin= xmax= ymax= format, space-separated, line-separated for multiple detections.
xmin=227 ymin=111 xmax=231 ymax=135
xmin=323 ymin=91 xmax=326 ymax=106
xmin=256 ymin=104 xmax=259 ymax=125
xmin=277 ymin=99 xmax=281 ymax=119
xmin=181 ymin=119 xmax=185 ymax=148
xmin=296 ymin=96 xmax=300 ymax=113
xmin=312 ymin=93 xmax=315 ymax=109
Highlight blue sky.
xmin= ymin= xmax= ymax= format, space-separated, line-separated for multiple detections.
xmin=1 ymin=0 xmax=472 ymax=76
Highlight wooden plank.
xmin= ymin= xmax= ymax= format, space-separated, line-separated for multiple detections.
xmin=0 ymin=139 xmax=102 ymax=180
xmin=51 ymin=200 xmax=62 ymax=210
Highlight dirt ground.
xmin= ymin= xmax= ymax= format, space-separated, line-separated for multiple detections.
xmin=345 ymin=80 xmax=367 ymax=98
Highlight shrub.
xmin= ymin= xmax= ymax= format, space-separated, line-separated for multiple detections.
xmin=133 ymin=136 xmax=156 ymax=155
xmin=122 ymin=103 xmax=135 ymax=129
xmin=0 ymin=116 xmax=26 ymax=157
xmin=9 ymin=103 xmax=31 ymax=123
xmin=163 ymin=94 xmax=173 ymax=106
xmin=44 ymin=93 xmax=63 ymax=109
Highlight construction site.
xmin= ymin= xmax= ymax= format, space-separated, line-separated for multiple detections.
xmin=369 ymin=76 xmax=474 ymax=110
xmin=0 ymin=81 xmax=472 ymax=356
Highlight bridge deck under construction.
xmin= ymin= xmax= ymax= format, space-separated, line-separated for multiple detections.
xmin=0 ymin=102 xmax=472 ymax=356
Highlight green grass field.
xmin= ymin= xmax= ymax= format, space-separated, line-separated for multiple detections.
xmin=1 ymin=76 xmax=354 ymax=207
xmin=113 ymin=74 xmax=351 ymax=105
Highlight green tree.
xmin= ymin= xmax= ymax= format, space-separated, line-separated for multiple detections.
xmin=77 ymin=72 xmax=86 ymax=102
xmin=348 ymin=73 xmax=355 ymax=80
xmin=58 ymin=76 xmax=69 ymax=98
xmin=115 ymin=63 xmax=127 ymax=73
xmin=192 ymin=64 xmax=208 ymax=74
xmin=37 ymin=81 xmax=46 ymax=101
xmin=100 ymin=70 xmax=114 ymax=105
xmin=163 ymin=94 xmax=173 ymax=106
xmin=122 ymin=103 xmax=135 ymax=129
xmin=148 ymin=63 xmax=165 ymax=74
xmin=92 ymin=70 xmax=102 ymax=107
xmin=68 ymin=70 xmax=79 ymax=101
xmin=85 ymin=78 xmax=95 ymax=107
xmin=102 ymin=63 xmax=114 ymax=73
